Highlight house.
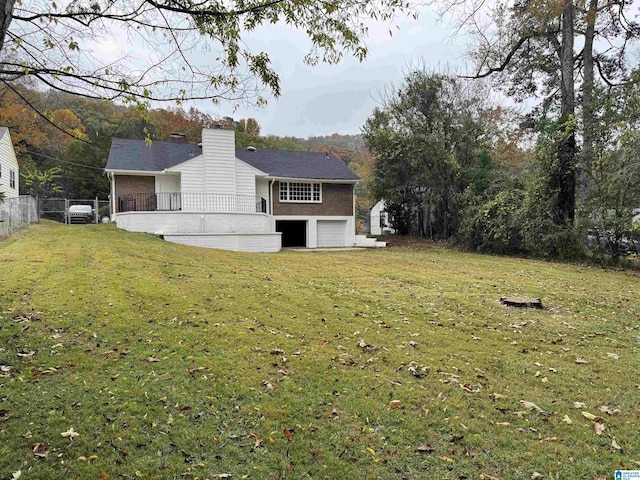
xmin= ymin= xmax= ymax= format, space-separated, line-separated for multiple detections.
xmin=0 ymin=128 xmax=19 ymax=198
xmin=106 ymin=127 xmax=384 ymax=252
xmin=370 ymin=200 xmax=396 ymax=236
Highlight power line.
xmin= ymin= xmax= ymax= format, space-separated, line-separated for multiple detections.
xmin=26 ymin=150 xmax=105 ymax=171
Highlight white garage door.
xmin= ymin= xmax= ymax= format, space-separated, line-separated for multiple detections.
xmin=317 ymin=220 xmax=347 ymax=247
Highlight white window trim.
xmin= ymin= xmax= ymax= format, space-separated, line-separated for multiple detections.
xmin=279 ymin=181 xmax=322 ymax=203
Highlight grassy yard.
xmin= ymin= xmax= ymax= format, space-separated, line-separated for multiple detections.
xmin=0 ymin=222 xmax=638 ymax=480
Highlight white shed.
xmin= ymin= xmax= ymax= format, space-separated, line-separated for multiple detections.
xmin=370 ymin=200 xmax=396 ymax=236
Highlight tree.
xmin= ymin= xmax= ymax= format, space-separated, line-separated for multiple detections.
xmin=20 ymin=164 xmax=63 ymax=197
xmin=0 ymin=0 xmax=413 ymax=117
xmin=363 ymin=71 xmax=493 ymax=238
xmin=441 ymin=0 xmax=640 ymax=226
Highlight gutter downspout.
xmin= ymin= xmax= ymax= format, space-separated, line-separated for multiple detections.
xmin=109 ymin=172 xmax=116 ymax=220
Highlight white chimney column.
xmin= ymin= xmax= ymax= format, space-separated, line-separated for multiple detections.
xmin=201 ymin=128 xmax=237 ymax=195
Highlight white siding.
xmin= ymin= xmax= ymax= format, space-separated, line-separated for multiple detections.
xmin=0 ymin=128 xmax=19 ymax=198
xmin=256 ymin=179 xmax=269 ymax=201
xmin=170 ymin=155 xmax=204 ymax=194
xmin=155 ymin=174 xmax=180 ymax=193
xmin=202 ymin=128 xmax=237 ymax=195
xmin=235 ymin=160 xmax=257 ymax=197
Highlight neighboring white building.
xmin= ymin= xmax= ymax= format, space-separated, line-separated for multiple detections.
xmin=0 ymin=128 xmax=19 ymax=198
xmin=105 ymin=128 xmax=386 ymax=252
xmin=370 ymin=200 xmax=396 ymax=236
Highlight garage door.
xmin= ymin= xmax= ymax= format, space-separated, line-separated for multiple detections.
xmin=317 ymin=220 xmax=347 ymax=247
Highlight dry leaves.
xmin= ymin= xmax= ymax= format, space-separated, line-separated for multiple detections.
xmin=594 ymin=422 xmax=606 ymax=436
xmin=31 ymin=443 xmax=49 ymax=458
xmin=520 ymin=401 xmax=544 ymax=414
xmin=575 ymin=358 xmax=588 ymax=364
xmin=598 ymin=405 xmax=621 ymax=416
xmin=61 ymin=427 xmax=79 ymax=439
xmin=415 ymin=444 xmax=435 ymax=453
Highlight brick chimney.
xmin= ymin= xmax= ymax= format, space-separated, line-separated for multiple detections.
xmin=169 ymin=132 xmax=188 ymax=143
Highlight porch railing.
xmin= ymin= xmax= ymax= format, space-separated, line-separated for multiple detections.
xmin=118 ymin=193 xmax=268 ymax=214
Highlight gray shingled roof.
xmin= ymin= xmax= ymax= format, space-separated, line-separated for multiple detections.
xmin=106 ymin=138 xmax=359 ymax=181
xmin=236 ymin=148 xmax=358 ymax=181
xmin=106 ymin=138 xmax=202 ymax=172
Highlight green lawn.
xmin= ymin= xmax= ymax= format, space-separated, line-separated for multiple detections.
xmin=1 ymin=222 xmax=638 ymax=480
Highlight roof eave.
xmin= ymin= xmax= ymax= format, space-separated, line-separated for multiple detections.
xmin=263 ymin=175 xmax=359 ymax=184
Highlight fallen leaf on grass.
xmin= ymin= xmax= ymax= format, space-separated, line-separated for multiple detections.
xmin=541 ymin=437 xmax=561 ymax=442
xmin=145 ymin=357 xmax=159 ymax=363
xmin=389 ymin=400 xmax=401 ymax=409
xmin=606 ymin=352 xmax=620 ymax=360
xmin=415 ymin=444 xmax=435 ymax=453
xmin=31 ymin=443 xmax=49 ymax=458
xmin=283 ymin=429 xmax=293 ymax=442
xmin=581 ymin=412 xmax=597 ymax=421
xmin=480 ymin=474 xmax=501 ymax=480
xmin=562 ymin=415 xmax=573 ymax=424
xmin=357 ymin=340 xmax=375 ymax=351
xmin=573 ymin=401 xmax=586 ymax=409
xmin=611 ymin=439 xmax=622 ymax=451
xmin=520 ymin=401 xmax=544 ymax=414
xmin=575 ymin=358 xmax=588 ymax=364
xmin=531 ymin=473 xmax=543 ymax=479
xmin=460 ymin=383 xmax=480 ymax=393
xmin=598 ymin=405 xmax=621 ymax=416
xmin=440 ymin=455 xmax=454 ymax=463
xmin=61 ymin=427 xmax=79 ymax=439
xmin=16 ymin=350 xmax=35 ymax=358
xmin=594 ymin=422 xmax=606 ymax=436
xmin=407 ymin=362 xmax=429 ymax=378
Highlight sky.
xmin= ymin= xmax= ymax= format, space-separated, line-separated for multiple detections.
xmin=88 ymin=5 xmax=469 ymax=139
xmin=208 ymin=8 xmax=469 ymax=138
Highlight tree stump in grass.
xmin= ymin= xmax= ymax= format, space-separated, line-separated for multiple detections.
xmin=500 ymin=296 xmax=543 ymax=309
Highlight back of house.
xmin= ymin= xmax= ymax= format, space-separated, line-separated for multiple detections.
xmin=105 ymin=127 xmax=364 ymax=252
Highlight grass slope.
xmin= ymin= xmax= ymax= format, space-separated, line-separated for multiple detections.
xmin=0 ymin=222 xmax=639 ymax=480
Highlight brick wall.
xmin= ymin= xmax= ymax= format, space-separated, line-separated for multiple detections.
xmin=273 ymin=182 xmax=353 ymax=216
xmin=114 ymin=175 xmax=155 ymax=212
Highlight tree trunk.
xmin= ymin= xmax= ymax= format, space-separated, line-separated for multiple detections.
xmin=555 ymin=0 xmax=577 ymax=226
xmin=579 ymin=0 xmax=599 ymax=206
xmin=0 ymin=0 xmax=15 ymax=53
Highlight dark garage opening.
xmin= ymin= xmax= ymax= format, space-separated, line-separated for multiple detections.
xmin=276 ymin=220 xmax=307 ymax=248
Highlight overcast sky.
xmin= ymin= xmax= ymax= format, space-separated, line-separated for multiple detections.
xmin=209 ymin=9 xmax=469 ymax=138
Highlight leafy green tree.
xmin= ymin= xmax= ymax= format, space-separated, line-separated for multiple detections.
xmin=1 ymin=0 xmax=413 ymax=118
xmin=20 ymin=164 xmax=63 ymax=198
xmin=442 ymin=0 xmax=640 ymax=226
xmin=363 ymin=71 xmax=494 ymax=238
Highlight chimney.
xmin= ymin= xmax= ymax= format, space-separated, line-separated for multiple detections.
xmin=201 ymin=127 xmax=237 ymax=195
xmin=169 ymin=132 xmax=188 ymax=143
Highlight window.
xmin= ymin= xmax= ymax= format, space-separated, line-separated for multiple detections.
xmin=9 ymin=169 xmax=15 ymax=189
xmin=279 ymin=182 xmax=321 ymax=203
xmin=0 ymin=163 xmax=2 ymax=178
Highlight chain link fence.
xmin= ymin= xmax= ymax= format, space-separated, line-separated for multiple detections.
xmin=0 ymin=196 xmax=39 ymax=240
xmin=39 ymin=198 xmax=110 ymax=224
